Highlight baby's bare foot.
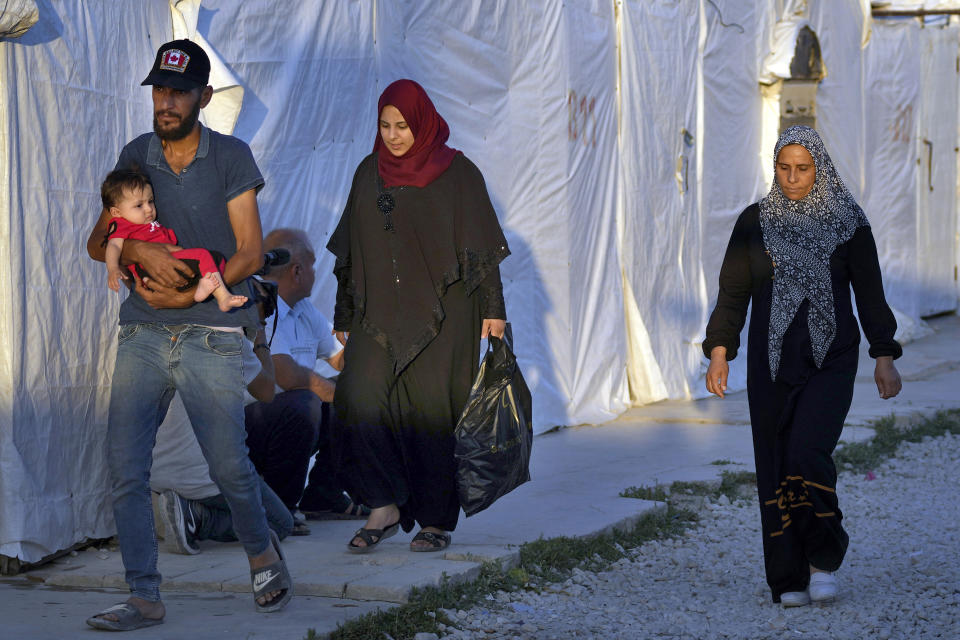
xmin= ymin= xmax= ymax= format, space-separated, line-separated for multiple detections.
xmin=216 ymin=293 xmax=248 ymax=312
xmin=194 ymin=272 xmax=220 ymax=302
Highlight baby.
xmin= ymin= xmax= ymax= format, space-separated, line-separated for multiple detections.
xmin=101 ymin=169 xmax=246 ymax=312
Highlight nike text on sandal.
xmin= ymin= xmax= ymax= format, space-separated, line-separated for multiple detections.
xmin=159 ymin=489 xmax=200 ymax=555
xmin=347 ymin=521 xmax=400 ymax=553
xmin=86 ymin=603 xmax=163 ymax=631
xmin=251 ymin=530 xmax=293 ymax=613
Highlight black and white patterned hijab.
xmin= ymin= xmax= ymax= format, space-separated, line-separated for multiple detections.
xmin=759 ymin=125 xmax=869 ymax=380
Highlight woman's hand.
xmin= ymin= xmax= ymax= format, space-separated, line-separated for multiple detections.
xmin=706 ymin=346 xmax=729 ymax=398
xmin=334 ymin=330 xmax=350 ymax=346
xmin=874 ymin=356 xmax=902 ymax=399
xmin=481 ymin=319 xmax=506 ymax=339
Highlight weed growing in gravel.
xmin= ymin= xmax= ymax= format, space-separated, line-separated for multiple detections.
xmin=710 ymin=459 xmax=736 ymax=465
xmin=324 ymin=505 xmax=696 ymax=640
xmin=670 ymin=480 xmax=712 ymax=494
xmin=834 ymin=409 xmax=960 ymax=473
xmin=621 ymin=469 xmax=758 ymax=505
xmin=619 ymin=484 xmax=669 ymax=501
xmin=717 ymin=470 xmax=757 ymax=500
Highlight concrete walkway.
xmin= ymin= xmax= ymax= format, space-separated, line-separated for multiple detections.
xmin=3 ymin=314 xmax=958 ymax=639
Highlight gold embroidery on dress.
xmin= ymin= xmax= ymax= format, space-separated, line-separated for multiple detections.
xmin=766 ymin=475 xmax=836 ymax=537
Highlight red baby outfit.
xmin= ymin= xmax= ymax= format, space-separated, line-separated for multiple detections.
xmin=108 ymin=217 xmax=225 ymax=280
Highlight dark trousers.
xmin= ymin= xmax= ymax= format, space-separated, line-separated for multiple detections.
xmin=299 ymin=402 xmax=353 ymax=511
xmin=749 ymin=357 xmax=855 ymax=601
xmin=194 ymin=477 xmax=294 ymax=542
xmin=245 ymin=389 xmax=329 ymax=511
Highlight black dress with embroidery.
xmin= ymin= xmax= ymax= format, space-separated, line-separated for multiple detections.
xmin=327 ymin=152 xmax=509 ymax=532
xmin=704 ymin=203 xmax=901 ymax=601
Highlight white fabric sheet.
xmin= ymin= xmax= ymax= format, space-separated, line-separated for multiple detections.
xmin=170 ymin=0 xmax=244 ymax=135
xmin=915 ymin=22 xmax=959 ymax=316
xmin=0 ymin=0 xmax=170 ymax=563
xmin=699 ymin=0 xmax=772 ymax=396
xmin=2 ymin=0 xmax=958 ymax=563
xmin=619 ymin=0 xmax=706 ymax=402
xmin=863 ymin=20 xmax=925 ymax=328
xmin=863 ymin=18 xmax=959 ymax=326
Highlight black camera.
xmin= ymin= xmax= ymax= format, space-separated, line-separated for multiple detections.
xmin=250 ymin=277 xmax=279 ymax=323
xmin=255 ymin=248 xmax=291 ymax=276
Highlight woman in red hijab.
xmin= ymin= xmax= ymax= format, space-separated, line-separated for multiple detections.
xmin=328 ymin=79 xmax=510 ymax=552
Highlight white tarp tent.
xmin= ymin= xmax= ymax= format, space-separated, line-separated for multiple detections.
xmin=620 ymin=0 xmax=879 ymax=402
xmin=862 ymin=4 xmax=960 ymax=327
xmin=619 ymin=0 xmax=706 ymax=404
xmin=1 ymin=0 xmax=172 ymax=565
xmin=2 ymin=0 xmax=957 ymax=563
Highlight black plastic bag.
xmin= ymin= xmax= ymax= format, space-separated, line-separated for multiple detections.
xmin=455 ymin=325 xmax=533 ymax=517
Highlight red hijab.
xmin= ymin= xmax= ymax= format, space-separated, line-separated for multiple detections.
xmin=374 ymin=79 xmax=459 ymax=188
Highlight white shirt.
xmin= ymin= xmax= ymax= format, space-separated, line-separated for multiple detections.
xmin=267 ymin=296 xmax=341 ymax=384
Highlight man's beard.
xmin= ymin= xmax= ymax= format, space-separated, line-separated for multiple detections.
xmin=153 ymin=98 xmax=202 ymax=141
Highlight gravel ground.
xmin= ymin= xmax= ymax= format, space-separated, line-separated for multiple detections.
xmin=436 ymin=433 xmax=960 ymax=640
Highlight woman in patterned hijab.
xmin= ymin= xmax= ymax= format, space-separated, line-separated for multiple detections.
xmin=703 ymin=126 xmax=902 ymax=608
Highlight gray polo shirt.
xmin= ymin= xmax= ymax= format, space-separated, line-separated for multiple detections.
xmin=114 ymin=125 xmax=263 ymax=328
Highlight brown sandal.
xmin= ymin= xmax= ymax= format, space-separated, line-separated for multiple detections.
xmin=410 ymin=530 xmax=451 ymax=552
xmin=346 ymin=521 xmax=399 ymax=554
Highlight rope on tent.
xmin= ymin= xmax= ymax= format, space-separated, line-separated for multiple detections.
xmin=706 ymin=0 xmax=745 ymax=34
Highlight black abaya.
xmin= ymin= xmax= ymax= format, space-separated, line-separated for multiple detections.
xmin=328 ymin=153 xmax=509 ymax=532
xmin=704 ymin=203 xmax=901 ymax=601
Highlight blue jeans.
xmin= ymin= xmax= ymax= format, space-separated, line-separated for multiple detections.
xmin=107 ymin=323 xmax=270 ymax=602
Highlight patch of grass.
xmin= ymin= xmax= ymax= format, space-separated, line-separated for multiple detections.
xmin=325 ymin=504 xmax=696 ymax=640
xmin=620 ymin=470 xmax=758 ymax=507
xmin=619 ymin=484 xmax=668 ymax=501
xmin=710 ymin=459 xmax=735 ymax=466
xmin=717 ymin=470 xmax=757 ymax=500
xmin=834 ymin=409 xmax=960 ymax=473
xmin=517 ymin=504 xmax=693 ymax=582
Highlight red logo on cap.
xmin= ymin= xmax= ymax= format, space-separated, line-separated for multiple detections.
xmin=159 ymin=49 xmax=190 ymax=74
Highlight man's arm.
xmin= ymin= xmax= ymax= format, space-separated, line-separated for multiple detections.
xmin=326 ymin=349 xmax=344 ymax=372
xmin=86 ymin=208 xmax=112 ymax=261
xmin=247 ymin=331 xmax=277 ymax=403
xmin=271 ymin=354 xmax=336 ymax=403
xmin=222 ymin=189 xmax=264 ymax=285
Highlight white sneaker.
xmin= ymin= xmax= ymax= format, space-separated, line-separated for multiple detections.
xmin=809 ymin=572 xmax=837 ymax=603
xmin=781 ymin=590 xmax=811 ymax=607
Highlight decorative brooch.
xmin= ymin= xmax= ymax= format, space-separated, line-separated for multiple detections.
xmin=376 ymin=192 xmax=396 ymax=232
